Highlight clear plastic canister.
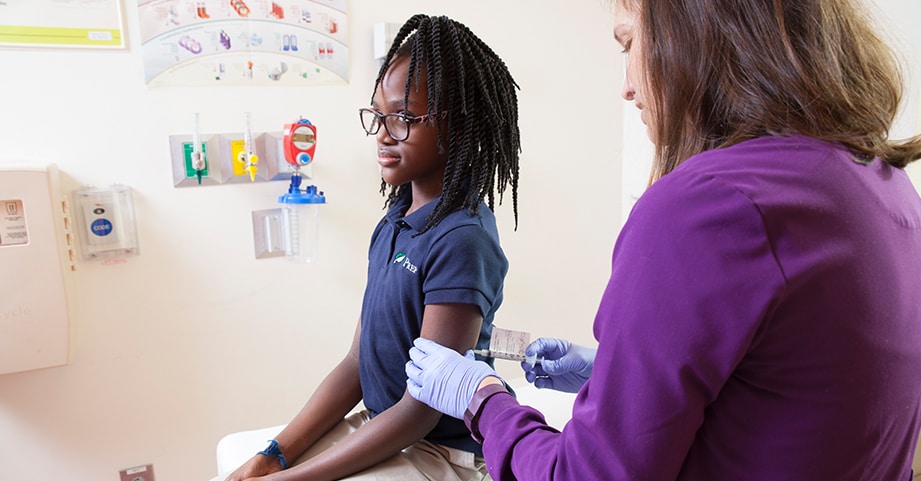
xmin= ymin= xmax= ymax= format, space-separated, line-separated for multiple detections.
xmin=279 ymin=184 xmax=326 ymax=263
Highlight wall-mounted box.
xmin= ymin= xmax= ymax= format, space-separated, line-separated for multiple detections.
xmin=169 ymin=131 xmax=311 ymax=187
xmin=168 ymin=134 xmax=223 ymax=187
xmin=216 ymin=133 xmax=269 ymax=184
xmin=0 ymin=164 xmax=73 ymax=375
xmin=71 ymin=185 xmax=140 ymax=261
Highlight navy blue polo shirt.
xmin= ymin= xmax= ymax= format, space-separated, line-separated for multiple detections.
xmin=359 ymin=191 xmax=508 ymax=455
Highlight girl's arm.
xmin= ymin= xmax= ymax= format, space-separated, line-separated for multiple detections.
xmin=226 ymin=321 xmax=364 ymax=481
xmin=264 ymin=302 xmax=483 ymax=481
xmin=273 ymin=320 xmax=365 ymax=459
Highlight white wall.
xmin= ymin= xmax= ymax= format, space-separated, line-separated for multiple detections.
xmin=868 ymin=0 xmax=921 ymax=192
xmin=0 ymin=1 xmax=621 ymax=480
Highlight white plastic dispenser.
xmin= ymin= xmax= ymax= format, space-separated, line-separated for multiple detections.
xmin=0 ymin=165 xmax=73 ymax=375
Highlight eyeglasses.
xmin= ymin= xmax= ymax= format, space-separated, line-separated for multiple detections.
xmin=358 ymin=108 xmax=443 ymax=142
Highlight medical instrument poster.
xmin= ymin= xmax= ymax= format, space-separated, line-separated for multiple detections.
xmin=0 ymin=0 xmax=125 ymax=48
xmin=137 ymin=0 xmax=349 ymax=87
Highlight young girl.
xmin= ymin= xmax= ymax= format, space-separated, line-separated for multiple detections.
xmin=220 ymin=14 xmax=520 ymax=481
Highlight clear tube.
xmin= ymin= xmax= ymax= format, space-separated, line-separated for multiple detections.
xmin=525 ymin=353 xmax=544 ymax=369
xmin=286 ymin=203 xmax=319 ymax=263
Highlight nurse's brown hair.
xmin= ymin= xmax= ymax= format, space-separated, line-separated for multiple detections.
xmin=618 ymin=0 xmax=921 ymax=184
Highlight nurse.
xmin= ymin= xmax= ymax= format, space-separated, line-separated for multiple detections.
xmin=406 ymin=0 xmax=921 ymax=479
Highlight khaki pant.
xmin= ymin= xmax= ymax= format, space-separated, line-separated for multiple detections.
xmin=211 ymin=410 xmax=491 ymax=481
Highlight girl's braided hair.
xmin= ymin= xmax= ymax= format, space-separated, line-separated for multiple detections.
xmin=372 ymin=14 xmax=521 ymax=233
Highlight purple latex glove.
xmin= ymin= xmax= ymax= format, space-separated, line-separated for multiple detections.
xmin=520 ymin=337 xmax=595 ymax=393
xmin=406 ymin=337 xmax=500 ymax=419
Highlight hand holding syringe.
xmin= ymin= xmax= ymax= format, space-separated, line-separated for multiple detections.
xmin=475 ymin=327 xmax=596 ymax=393
xmin=473 ymin=327 xmax=544 ymax=368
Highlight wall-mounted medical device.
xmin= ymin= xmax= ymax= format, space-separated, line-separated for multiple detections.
xmin=282 ymin=118 xmax=317 ymax=167
xmin=253 ymin=117 xmax=326 ymax=263
xmin=169 ymin=112 xmax=300 ymax=187
xmin=71 ymin=184 xmax=140 ymax=261
xmin=0 ymin=164 xmax=73 ymax=375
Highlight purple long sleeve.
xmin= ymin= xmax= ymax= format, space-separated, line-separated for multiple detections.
xmin=478 ymin=136 xmax=921 ymax=480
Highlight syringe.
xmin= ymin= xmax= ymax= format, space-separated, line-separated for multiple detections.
xmin=473 ymin=349 xmax=543 ymax=368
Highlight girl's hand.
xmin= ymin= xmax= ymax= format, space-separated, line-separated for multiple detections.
xmin=223 ymin=454 xmax=282 ymax=481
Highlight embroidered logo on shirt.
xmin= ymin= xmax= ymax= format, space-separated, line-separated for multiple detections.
xmin=392 ymin=252 xmax=418 ymax=273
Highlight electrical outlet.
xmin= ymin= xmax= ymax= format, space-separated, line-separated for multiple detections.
xmin=119 ymin=464 xmax=155 ymax=481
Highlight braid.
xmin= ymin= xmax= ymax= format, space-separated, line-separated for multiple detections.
xmin=371 ymin=14 xmax=521 ymax=233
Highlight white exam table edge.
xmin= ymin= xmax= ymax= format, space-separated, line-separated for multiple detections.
xmin=212 ymin=378 xmax=577 ymax=478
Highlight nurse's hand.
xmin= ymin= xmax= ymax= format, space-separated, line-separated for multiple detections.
xmin=521 ymin=337 xmax=595 ymax=393
xmin=406 ymin=337 xmax=500 ymax=419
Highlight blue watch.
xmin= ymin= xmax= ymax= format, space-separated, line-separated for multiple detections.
xmin=257 ymin=439 xmax=289 ymax=469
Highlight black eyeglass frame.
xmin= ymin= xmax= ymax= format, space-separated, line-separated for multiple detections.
xmin=358 ymin=108 xmax=445 ymax=142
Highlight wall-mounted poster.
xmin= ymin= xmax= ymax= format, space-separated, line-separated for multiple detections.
xmin=0 ymin=0 xmax=125 ymax=49
xmin=137 ymin=0 xmax=349 ymax=87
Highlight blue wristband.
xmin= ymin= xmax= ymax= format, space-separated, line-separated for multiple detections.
xmin=257 ymin=439 xmax=289 ymax=469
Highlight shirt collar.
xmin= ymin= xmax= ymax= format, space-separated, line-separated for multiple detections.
xmin=387 ymin=190 xmax=440 ymax=232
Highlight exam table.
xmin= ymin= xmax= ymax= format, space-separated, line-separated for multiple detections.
xmin=211 ymin=378 xmax=577 ymax=478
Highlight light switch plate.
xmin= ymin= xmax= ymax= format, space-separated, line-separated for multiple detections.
xmin=119 ymin=464 xmax=155 ymax=481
